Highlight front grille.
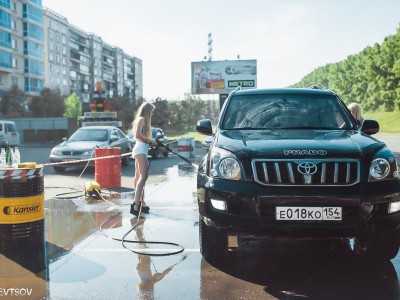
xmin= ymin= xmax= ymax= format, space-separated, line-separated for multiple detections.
xmin=252 ymin=159 xmax=360 ymax=186
xmin=61 ymin=151 xmax=83 ymax=156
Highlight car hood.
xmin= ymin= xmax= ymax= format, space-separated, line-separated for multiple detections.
xmin=216 ymin=129 xmax=387 ymax=159
xmin=55 ymin=140 xmax=109 ymax=151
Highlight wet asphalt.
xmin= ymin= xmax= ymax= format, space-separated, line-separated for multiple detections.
xmin=1 ymin=133 xmax=400 ymax=299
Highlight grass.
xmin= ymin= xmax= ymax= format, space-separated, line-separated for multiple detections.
xmin=167 ymin=130 xmax=208 ymax=143
xmin=364 ymin=111 xmax=400 ymax=133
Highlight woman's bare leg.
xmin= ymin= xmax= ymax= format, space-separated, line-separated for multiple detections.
xmin=133 ymin=158 xmax=140 ymax=189
xmin=133 ymin=154 xmax=149 ymax=208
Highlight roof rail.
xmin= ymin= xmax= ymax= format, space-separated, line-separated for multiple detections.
xmin=308 ymin=85 xmax=323 ymax=90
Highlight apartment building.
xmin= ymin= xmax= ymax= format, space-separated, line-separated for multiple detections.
xmin=43 ymin=8 xmax=142 ymax=104
xmin=0 ymin=2 xmax=142 ymax=104
xmin=0 ymin=0 xmax=45 ymax=98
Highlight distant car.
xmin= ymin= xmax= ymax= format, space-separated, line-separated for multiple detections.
xmin=128 ymin=127 xmax=169 ymax=159
xmin=201 ymin=136 xmax=214 ymax=150
xmin=0 ymin=120 xmax=20 ymax=147
xmin=49 ymin=126 xmax=131 ymax=173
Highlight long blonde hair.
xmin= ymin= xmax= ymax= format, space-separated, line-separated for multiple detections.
xmin=132 ymin=102 xmax=155 ymax=139
xmin=347 ymin=102 xmax=363 ymax=121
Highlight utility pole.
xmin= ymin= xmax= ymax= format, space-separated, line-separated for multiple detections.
xmin=208 ymin=33 xmax=212 ymax=61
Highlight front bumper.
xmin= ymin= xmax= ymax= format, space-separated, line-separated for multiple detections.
xmin=197 ymin=174 xmax=400 ymax=239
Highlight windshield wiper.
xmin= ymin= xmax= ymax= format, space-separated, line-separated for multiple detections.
xmin=276 ymin=126 xmax=341 ymax=130
xmin=226 ymin=127 xmax=266 ymax=130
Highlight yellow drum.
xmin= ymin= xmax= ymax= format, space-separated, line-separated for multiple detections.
xmin=0 ymin=165 xmax=46 ymax=274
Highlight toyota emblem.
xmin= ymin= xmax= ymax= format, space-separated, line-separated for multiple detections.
xmin=297 ymin=162 xmax=317 ymax=175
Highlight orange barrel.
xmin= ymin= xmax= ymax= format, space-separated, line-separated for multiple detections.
xmin=95 ymin=147 xmax=121 ymax=189
xmin=0 ymin=165 xmax=46 ymax=275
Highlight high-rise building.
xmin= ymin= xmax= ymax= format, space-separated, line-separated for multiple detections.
xmin=0 ymin=3 xmax=142 ymax=105
xmin=43 ymin=7 xmax=142 ymax=104
xmin=42 ymin=7 xmax=69 ymax=96
xmin=0 ymin=0 xmax=45 ymax=98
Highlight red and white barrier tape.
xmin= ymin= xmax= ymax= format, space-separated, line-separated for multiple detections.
xmin=40 ymin=152 xmax=132 ymax=167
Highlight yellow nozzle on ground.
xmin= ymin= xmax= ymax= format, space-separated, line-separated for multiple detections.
xmin=84 ymin=181 xmax=102 ymax=198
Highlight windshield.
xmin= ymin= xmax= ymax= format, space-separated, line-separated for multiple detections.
xmin=221 ymin=94 xmax=354 ymax=130
xmin=69 ymin=129 xmax=109 ymax=142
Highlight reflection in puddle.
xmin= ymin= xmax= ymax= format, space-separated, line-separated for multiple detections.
xmin=200 ymin=239 xmax=400 ymax=299
xmin=132 ymin=219 xmax=187 ymax=298
xmin=3 ymin=163 xmax=196 ymax=299
xmin=46 ymin=191 xmax=133 ymax=262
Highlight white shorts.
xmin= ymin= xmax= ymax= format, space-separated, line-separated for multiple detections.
xmin=132 ymin=140 xmax=149 ymax=157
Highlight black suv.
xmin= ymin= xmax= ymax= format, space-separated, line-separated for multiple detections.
xmin=196 ymin=87 xmax=400 ymax=262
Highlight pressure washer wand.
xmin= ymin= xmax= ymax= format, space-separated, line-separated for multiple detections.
xmin=155 ymin=139 xmax=194 ymax=166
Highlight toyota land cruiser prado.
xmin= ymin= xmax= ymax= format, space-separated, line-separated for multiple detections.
xmin=196 ymin=87 xmax=400 ymax=262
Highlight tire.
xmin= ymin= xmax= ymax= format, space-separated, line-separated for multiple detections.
xmin=53 ymin=166 xmax=65 ymax=173
xmin=163 ymin=150 xmax=169 ymax=157
xmin=354 ymin=232 xmax=400 ymax=262
xmin=199 ymin=217 xmax=227 ymax=263
xmin=151 ymin=148 xmax=158 ymax=160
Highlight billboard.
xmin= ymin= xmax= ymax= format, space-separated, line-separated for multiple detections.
xmin=191 ymin=59 xmax=257 ymax=94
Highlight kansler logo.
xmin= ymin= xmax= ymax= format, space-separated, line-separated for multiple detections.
xmin=3 ymin=203 xmax=41 ymax=215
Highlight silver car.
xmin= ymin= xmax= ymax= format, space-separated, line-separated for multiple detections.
xmin=49 ymin=126 xmax=131 ymax=173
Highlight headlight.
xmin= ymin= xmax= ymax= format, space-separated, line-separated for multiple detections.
xmin=51 ymin=149 xmax=61 ymax=156
xmin=83 ymin=150 xmax=93 ymax=156
xmin=209 ymin=147 xmax=243 ymax=180
xmin=370 ymin=158 xmax=390 ymax=179
xmin=368 ymin=146 xmax=400 ymax=181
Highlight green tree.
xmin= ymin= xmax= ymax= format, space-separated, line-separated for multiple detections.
xmin=0 ymin=85 xmax=26 ymax=117
xmin=152 ymin=97 xmax=169 ymax=128
xmin=64 ymin=93 xmax=82 ymax=119
xmin=110 ymin=95 xmax=136 ymax=131
xmin=29 ymin=88 xmax=64 ymax=117
xmin=292 ymin=25 xmax=400 ymax=112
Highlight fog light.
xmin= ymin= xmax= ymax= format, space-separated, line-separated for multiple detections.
xmin=210 ymin=199 xmax=227 ymax=211
xmin=388 ymin=201 xmax=400 ymax=213
xmin=362 ymin=203 xmax=373 ymax=215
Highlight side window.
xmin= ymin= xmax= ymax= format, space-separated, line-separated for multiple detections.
xmin=116 ymin=129 xmax=125 ymax=139
xmin=7 ymin=124 xmax=17 ymax=133
xmin=111 ymin=129 xmax=119 ymax=140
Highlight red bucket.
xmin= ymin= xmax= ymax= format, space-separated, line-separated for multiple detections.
xmin=94 ymin=148 xmax=121 ymax=189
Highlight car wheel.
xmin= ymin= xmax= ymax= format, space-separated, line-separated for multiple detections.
xmin=163 ymin=150 xmax=169 ymax=157
xmin=53 ymin=166 xmax=65 ymax=173
xmin=354 ymin=232 xmax=400 ymax=262
xmin=199 ymin=216 xmax=227 ymax=263
xmin=151 ymin=148 xmax=158 ymax=160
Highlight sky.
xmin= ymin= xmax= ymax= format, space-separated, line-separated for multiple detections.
xmin=42 ymin=0 xmax=400 ymax=100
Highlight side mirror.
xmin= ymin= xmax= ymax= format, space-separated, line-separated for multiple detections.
xmin=196 ymin=119 xmax=213 ymax=135
xmin=110 ymin=136 xmax=118 ymax=143
xmin=361 ymin=119 xmax=379 ymax=135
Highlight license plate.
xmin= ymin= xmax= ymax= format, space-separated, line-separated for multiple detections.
xmin=276 ymin=207 xmax=342 ymax=221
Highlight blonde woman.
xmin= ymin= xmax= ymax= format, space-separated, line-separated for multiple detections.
xmin=347 ymin=102 xmax=364 ymax=125
xmin=130 ymin=102 xmax=157 ymax=216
